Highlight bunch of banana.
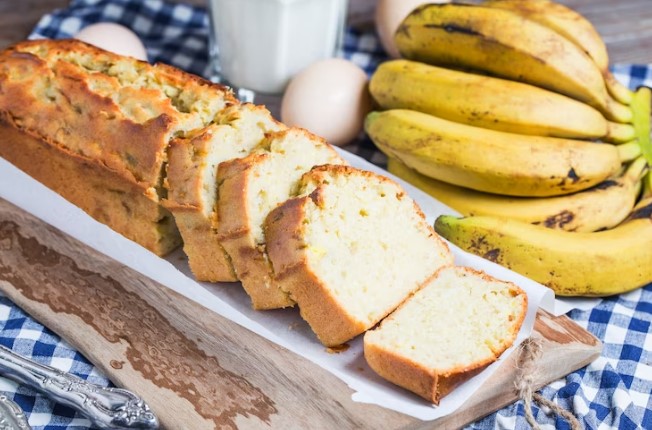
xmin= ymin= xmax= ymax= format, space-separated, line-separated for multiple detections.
xmin=364 ymin=1 xmax=652 ymax=295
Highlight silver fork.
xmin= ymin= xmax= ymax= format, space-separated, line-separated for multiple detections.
xmin=0 ymin=394 xmax=30 ymax=430
xmin=0 ymin=345 xmax=158 ymax=429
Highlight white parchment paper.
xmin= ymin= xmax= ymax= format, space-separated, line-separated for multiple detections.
xmin=0 ymin=150 xmax=555 ymax=421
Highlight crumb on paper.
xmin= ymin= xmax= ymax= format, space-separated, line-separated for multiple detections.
xmin=326 ymin=343 xmax=350 ymax=354
xmin=287 ymin=322 xmax=300 ymax=331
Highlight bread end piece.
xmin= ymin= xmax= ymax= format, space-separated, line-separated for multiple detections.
xmin=364 ymin=266 xmax=528 ymax=404
xmin=0 ymin=115 xmax=181 ymax=256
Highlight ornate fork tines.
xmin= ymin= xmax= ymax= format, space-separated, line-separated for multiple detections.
xmin=0 ymin=345 xmax=158 ymax=429
xmin=0 ymin=394 xmax=31 ymax=430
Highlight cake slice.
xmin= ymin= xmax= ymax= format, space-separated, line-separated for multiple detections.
xmin=163 ymin=103 xmax=284 ymax=282
xmin=217 ymin=128 xmax=345 ymax=309
xmin=364 ymin=266 xmax=528 ymax=404
xmin=264 ymin=165 xmax=453 ymax=346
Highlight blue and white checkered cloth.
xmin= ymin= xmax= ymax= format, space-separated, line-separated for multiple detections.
xmin=0 ymin=0 xmax=650 ymax=428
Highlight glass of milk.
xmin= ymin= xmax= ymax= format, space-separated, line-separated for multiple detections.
xmin=207 ymin=0 xmax=348 ymax=95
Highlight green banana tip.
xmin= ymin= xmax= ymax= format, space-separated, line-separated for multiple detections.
xmin=434 ymin=214 xmax=462 ymax=227
xmin=364 ymin=111 xmax=380 ymax=130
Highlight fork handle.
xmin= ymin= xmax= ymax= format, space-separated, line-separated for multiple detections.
xmin=0 ymin=345 xmax=158 ymax=429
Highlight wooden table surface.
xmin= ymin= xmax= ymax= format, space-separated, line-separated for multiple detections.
xmin=2 ymin=0 xmax=652 ymax=64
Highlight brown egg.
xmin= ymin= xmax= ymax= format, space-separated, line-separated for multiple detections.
xmin=75 ymin=22 xmax=148 ymax=61
xmin=281 ymin=59 xmax=372 ymax=147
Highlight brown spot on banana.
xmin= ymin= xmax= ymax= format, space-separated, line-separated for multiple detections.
xmin=626 ymin=201 xmax=652 ymax=221
xmin=538 ymin=210 xmax=575 ymax=229
xmin=567 ymin=167 xmax=580 ymax=183
xmin=427 ymin=24 xmax=481 ymax=37
xmin=593 ymin=179 xmax=620 ymax=191
xmin=483 ymin=248 xmax=501 ymax=262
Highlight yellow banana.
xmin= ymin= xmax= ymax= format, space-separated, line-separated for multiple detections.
xmin=370 ymin=59 xmax=612 ymax=140
xmin=389 ymin=157 xmax=647 ymax=233
xmin=617 ymin=141 xmax=643 ymax=163
xmin=607 ymin=122 xmax=636 ymax=144
xmin=483 ymin=0 xmax=633 ymax=105
xmin=365 ymin=109 xmax=622 ymax=197
xmin=395 ymin=3 xmax=632 ymax=123
xmin=434 ymin=203 xmax=652 ymax=296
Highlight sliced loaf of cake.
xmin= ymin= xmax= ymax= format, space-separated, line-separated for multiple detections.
xmin=364 ymin=266 xmax=528 ymax=404
xmin=164 ymin=103 xmax=285 ymax=282
xmin=217 ymin=128 xmax=345 ymax=309
xmin=0 ymin=39 xmax=235 ymax=255
xmin=264 ymin=165 xmax=453 ymax=346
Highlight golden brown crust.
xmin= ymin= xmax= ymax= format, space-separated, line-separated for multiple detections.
xmin=0 ymin=115 xmax=180 ymax=255
xmin=264 ymin=196 xmax=368 ymax=345
xmin=170 ymin=211 xmax=237 ymax=282
xmin=4 ymin=42 xmax=161 ymax=188
xmin=364 ymin=340 xmax=439 ymax=403
xmin=3 ymin=39 xmax=233 ymax=104
xmin=216 ymin=153 xmax=294 ymax=309
xmin=264 ymin=197 xmax=309 ymax=275
xmin=0 ymin=39 xmax=235 ymax=188
xmin=365 ymin=338 xmax=490 ymax=405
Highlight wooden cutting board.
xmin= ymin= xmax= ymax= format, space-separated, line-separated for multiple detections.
xmin=0 ymin=198 xmax=601 ymax=429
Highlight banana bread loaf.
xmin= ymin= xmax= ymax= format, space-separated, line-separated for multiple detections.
xmin=0 ymin=39 xmax=235 ymax=255
xmin=217 ymin=128 xmax=345 ymax=309
xmin=264 ymin=165 xmax=454 ymax=346
xmin=364 ymin=266 xmax=528 ymax=404
xmin=163 ymin=103 xmax=285 ymax=281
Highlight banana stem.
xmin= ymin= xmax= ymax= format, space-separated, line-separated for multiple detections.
xmin=632 ymin=86 xmax=652 ymax=165
xmin=618 ymin=141 xmax=642 ymax=162
xmin=642 ymin=171 xmax=652 ymax=200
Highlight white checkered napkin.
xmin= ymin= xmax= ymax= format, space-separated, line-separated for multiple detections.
xmin=6 ymin=0 xmax=652 ymax=429
xmin=0 ymin=293 xmax=110 ymax=429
